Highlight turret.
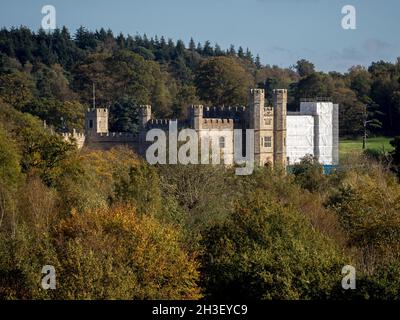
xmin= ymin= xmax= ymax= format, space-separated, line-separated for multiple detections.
xmin=249 ymin=88 xmax=274 ymax=166
xmin=190 ymin=105 xmax=204 ymax=131
xmin=85 ymin=107 xmax=109 ymax=135
xmin=139 ymin=105 xmax=152 ymax=129
xmin=273 ymin=89 xmax=287 ymax=167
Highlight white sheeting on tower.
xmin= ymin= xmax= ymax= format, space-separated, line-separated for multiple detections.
xmin=300 ymin=102 xmax=334 ymax=165
xmin=286 ymin=115 xmax=314 ymax=165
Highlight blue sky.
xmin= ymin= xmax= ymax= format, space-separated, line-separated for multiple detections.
xmin=0 ymin=0 xmax=399 ymax=72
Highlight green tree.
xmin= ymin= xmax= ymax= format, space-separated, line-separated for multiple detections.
xmin=0 ymin=71 xmax=34 ymax=109
xmin=291 ymin=155 xmax=327 ymax=193
xmin=195 ymin=56 xmax=253 ymax=105
xmin=114 ymin=163 xmax=162 ymax=216
xmin=201 ymin=194 xmax=344 ymax=299
xmin=390 ymin=137 xmax=400 ymax=178
xmin=295 ymin=59 xmax=315 ymax=78
xmin=109 ymin=96 xmax=139 ymax=133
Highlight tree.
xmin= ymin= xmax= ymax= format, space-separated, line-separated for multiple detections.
xmin=349 ymin=65 xmax=372 ymax=100
xmin=361 ymin=101 xmax=383 ymax=150
xmin=23 ymin=99 xmax=85 ymax=132
xmin=75 ymin=26 xmax=97 ymax=51
xmin=255 ymin=55 xmax=262 ymax=69
xmin=237 ymin=46 xmax=244 ymax=59
xmin=294 ymin=72 xmax=330 ymax=102
xmin=171 ymin=84 xmax=200 ymax=119
xmin=291 ymin=155 xmax=327 ymax=193
xmin=56 ymin=205 xmax=201 ymax=299
xmin=188 ymin=38 xmax=196 ymax=52
xmin=195 ymin=56 xmax=253 ymax=105
xmin=33 ymin=63 xmax=76 ymax=101
xmin=295 ymin=59 xmax=315 ymax=78
xmin=0 ymin=125 xmax=22 ymax=233
xmin=114 ymin=163 xmax=162 ymax=216
xmin=201 ymin=194 xmax=344 ymax=299
xmin=0 ymin=71 xmax=34 ymax=109
xmin=327 ymin=164 xmax=400 ymax=270
xmin=390 ymin=137 xmax=400 ymax=178
xmin=109 ymin=96 xmax=139 ymax=133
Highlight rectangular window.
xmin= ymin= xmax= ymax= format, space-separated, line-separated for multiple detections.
xmin=89 ymin=120 xmax=93 ymax=129
xmin=219 ymin=136 xmax=226 ymax=149
xmin=263 ymin=136 xmax=272 ymax=148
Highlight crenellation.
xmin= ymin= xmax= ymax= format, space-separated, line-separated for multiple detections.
xmin=62 ymin=88 xmax=338 ymax=168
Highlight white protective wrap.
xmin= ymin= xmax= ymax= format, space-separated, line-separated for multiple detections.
xmin=286 ymin=115 xmax=314 ymax=165
xmin=300 ymin=102 xmax=334 ymax=165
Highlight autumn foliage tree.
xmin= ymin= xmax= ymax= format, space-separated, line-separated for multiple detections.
xmin=195 ymin=56 xmax=253 ymax=106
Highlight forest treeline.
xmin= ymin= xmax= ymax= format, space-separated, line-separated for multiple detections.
xmin=1 ymin=100 xmax=400 ymax=299
xmin=2 ymin=26 xmax=400 ymax=300
xmin=1 ymin=26 xmax=400 ymax=136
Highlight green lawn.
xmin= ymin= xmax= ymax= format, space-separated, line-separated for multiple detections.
xmin=340 ymin=136 xmax=394 ymax=158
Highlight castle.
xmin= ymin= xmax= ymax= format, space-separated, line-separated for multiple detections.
xmin=62 ymin=89 xmax=339 ymax=167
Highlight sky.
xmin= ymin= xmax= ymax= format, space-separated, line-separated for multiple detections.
xmin=0 ymin=0 xmax=399 ymax=72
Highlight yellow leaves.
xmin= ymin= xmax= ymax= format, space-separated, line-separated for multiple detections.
xmin=54 ymin=204 xmax=202 ymax=299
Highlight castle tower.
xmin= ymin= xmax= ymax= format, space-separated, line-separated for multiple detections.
xmin=249 ymin=89 xmax=274 ymax=166
xmin=190 ymin=105 xmax=204 ymax=132
xmin=139 ymin=105 xmax=152 ymax=129
xmin=85 ymin=107 xmax=109 ymax=135
xmin=273 ymin=89 xmax=287 ymax=167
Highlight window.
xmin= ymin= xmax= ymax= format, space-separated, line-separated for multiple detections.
xmin=263 ymin=136 xmax=272 ymax=148
xmin=89 ymin=119 xmax=93 ymax=129
xmin=219 ymin=136 xmax=226 ymax=149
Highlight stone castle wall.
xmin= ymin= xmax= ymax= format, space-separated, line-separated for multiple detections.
xmin=61 ymin=89 xmax=338 ymax=167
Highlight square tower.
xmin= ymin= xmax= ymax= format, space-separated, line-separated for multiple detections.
xmin=273 ymin=89 xmax=287 ymax=167
xmin=249 ymin=89 xmax=274 ymax=166
xmin=85 ymin=107 xmax=109 ymax=134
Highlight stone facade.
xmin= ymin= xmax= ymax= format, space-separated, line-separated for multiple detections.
xmin=62 ymin=89 xmax=339 ymax=167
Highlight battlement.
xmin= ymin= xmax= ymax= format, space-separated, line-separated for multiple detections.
xmin=202 ymin=118 xmax=236 ymax=129
xmin=273 ymin=89 xmax=288 ymax=94
xmin=300 ymin=97 xmax=332 ymax=103
xmin=61 ymin=130 xmax=86 ymax=140
xmin=191 ymin=105 xmax=204 ymax=110
xmin=96 ymin=132 xmax=138 ymax=139
xmin=250 ymin=88 xmax=265 ymax=95
xmin=61 ymin=129 xmax=86 ymax=149
xmin=87 ymin=131 xmax=139 ymax=144
xmin=203 ymin=118 xmax=235 ymax=123
xmin=149 ymin=119 xmax=173 ymax=125
xmin=139 ymin=105 xmax=152 ymax=113
xmin=72 ymin=88 xmax=337 ymax=168
xmin=87 ymin=107 xmax=108 ymax=114
xmin=203 ymin=106 xmax=247 ymax=119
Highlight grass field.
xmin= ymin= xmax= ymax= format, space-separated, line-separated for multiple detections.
xmin=340 ymin=136 xmax=394 ymax=158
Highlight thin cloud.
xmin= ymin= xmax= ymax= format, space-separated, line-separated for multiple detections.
xmin=363 ymin=39 xmax=393 ymax=54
